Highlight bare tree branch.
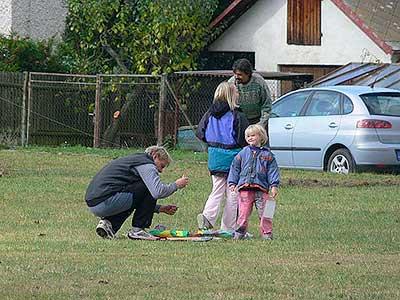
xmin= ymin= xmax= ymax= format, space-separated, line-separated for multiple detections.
xmin=102 ymin=42 xmax=129 ymax=73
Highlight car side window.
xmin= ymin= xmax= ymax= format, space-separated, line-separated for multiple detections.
xmin=271 ymin=91 xmax=311 ymax=118
xmin=343 ymin=96 xmax=353 ymax=114
xmin=304 ymin=91 xmax=341 ymax=116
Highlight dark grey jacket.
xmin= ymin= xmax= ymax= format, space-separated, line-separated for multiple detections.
xmin=85 ymin=153 xmax=154 ymax=207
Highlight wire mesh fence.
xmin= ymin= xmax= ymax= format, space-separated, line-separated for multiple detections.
xmin=26 ymin=73 xmax=162 ymax=148
xmin=0 ymin=72 xmax=26 ymax=147
xmin=0 ymin=70 xmax=312 ymax=149
xmin=28 ymin=73 xmax=97 ymax=147
xmin=96 ymin=74 xmax=161 ymax=148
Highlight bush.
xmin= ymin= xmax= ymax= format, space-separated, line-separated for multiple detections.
xmin=0 ymin=33 xmax=64 ymax=72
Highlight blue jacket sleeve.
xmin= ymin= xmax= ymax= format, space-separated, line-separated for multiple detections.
xmin=228 ymin=153 xmax=242 ymax=185
xmin=266 ymin=156 xmax=280 ymax=187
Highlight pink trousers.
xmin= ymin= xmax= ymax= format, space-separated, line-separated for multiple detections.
xmin=237 ymin=189 xmax=273 ymax=235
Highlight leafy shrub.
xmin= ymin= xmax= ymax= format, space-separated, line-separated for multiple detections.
xmin=0 ymin=33 xmax=64 ymax=72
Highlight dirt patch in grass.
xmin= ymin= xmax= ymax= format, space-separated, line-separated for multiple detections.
xmin=0 ymin=164 xmax=9 ymax=177
xmin=282 ymin=178 xmax=400 ymax=187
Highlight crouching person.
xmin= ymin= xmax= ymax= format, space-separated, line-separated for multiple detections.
xmin=85 ymin=146 xmax=189 ymax=240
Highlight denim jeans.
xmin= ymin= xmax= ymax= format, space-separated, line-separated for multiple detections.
xmin=89 ymin=189 xmax=157 ymax=233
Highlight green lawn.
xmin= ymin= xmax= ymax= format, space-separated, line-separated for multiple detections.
xmin=0 ymin=147 xmax=399 ymax=300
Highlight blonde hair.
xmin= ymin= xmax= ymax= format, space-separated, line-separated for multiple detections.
xmin=213 ymin=82 xmax=239 ymax=111
xmin=245 ymin=124 xmax=268 ymax=146
xmin=145 ymin=146 xmax=172 ymax=164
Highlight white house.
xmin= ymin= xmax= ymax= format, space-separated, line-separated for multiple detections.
xmin=0 ymin=0 xmax=67 ymax=40
xmin=207 ymin=0 xmax=400 ymax=80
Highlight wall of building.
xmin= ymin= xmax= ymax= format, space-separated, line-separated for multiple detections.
xmin=0 ymin=0 xmax=67 ymax=40
xmin=208 ymin=0 xmax=392 ymax=71
xmin=0 ymin=1 xmax=12 ymax=36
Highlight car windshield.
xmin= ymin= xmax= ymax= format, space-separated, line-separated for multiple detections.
xmin=360 ymin=92 xmax=400 ymax=116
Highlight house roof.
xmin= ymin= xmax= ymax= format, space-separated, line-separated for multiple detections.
xmin=209 ymin=0 xmax=400 ymax=54
xmin=309 ymin=62 xmax=400 ymax=90
xmin=331 ymin=0 xmax=400 ymax=54
xmin=208 ymin=0 xmax=258 ymax=30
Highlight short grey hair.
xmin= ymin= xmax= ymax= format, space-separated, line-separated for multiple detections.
xmin=145 ymin=146 xmax=172 ymax=164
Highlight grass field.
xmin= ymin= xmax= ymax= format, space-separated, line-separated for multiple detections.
xmin=0 ymin=147 xmax=399 ymax=300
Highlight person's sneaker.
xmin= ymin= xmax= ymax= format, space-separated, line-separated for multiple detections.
xmin=127 ymin=228 xmax=160 ymax=241
xmin=197 ymin=213 xmax=213 ymax=229
xmin=233 ymin=231 xmax=245 ymax=240
xmin=243 ymin=232 xmax=254 ymax=239
xmin=262 ymin=233 xmax=273 ymax=240
xmin=96 ymin=219 xmax=115 ymax=239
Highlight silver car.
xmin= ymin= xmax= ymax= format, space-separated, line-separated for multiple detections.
xmin=269 ymin=85 xmax=400 ymax=174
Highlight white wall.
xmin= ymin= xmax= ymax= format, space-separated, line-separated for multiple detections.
xmin=0 ymin=0 xmax=12 ymax=36
xmin=209 ymin=0 xmax=392 ymax=71
xmin=0 ymin=0 xmax=67 ymax=40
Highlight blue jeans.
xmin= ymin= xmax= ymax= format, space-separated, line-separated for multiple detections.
xmin=89 ymin=189 xmax=157 ymax=233
xmin=90 ymin=192 xmax=133 ymax=217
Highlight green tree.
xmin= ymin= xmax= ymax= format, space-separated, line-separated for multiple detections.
xmin=63 ymin=0 xmax=218 ymax=74
xmin=63 ymin=0 xmax=218 ymax=146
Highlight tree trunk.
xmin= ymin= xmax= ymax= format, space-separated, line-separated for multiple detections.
xmin=100 ymin=42 xmax=140 ymax=147
xmin=101 ymin=85 xmax=145 ymax=147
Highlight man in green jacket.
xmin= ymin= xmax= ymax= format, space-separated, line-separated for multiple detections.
xmin=228 ymin=58 xmax=272 ymax=133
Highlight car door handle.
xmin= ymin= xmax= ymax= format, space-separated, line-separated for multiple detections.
xmin=284 ymin=124 xmax=293 ymax=130
xmin=328 ymin=122 xmax=338 ymax=128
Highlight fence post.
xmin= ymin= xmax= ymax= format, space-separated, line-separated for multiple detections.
xmin=26 ymin=72 xmax=32 ymax=146
xmin=172 ymin=79 xmax=184 ymax=148
xmin=93 ymin=74 xmax=102 ymax=148
xmin=20 ymin=72 xmax=28 ymax=147
xmin=157 ymin=74 xmax=167 ymax=146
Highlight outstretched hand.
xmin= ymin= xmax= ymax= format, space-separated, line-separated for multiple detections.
xmin=175 ymin=174 xmax=189 ymax=189
xmin=159 ymin=204 xmax=178 ymax=215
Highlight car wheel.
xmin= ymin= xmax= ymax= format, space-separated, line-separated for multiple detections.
xmin=327 ymin=149 xmax=355 ymax=174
